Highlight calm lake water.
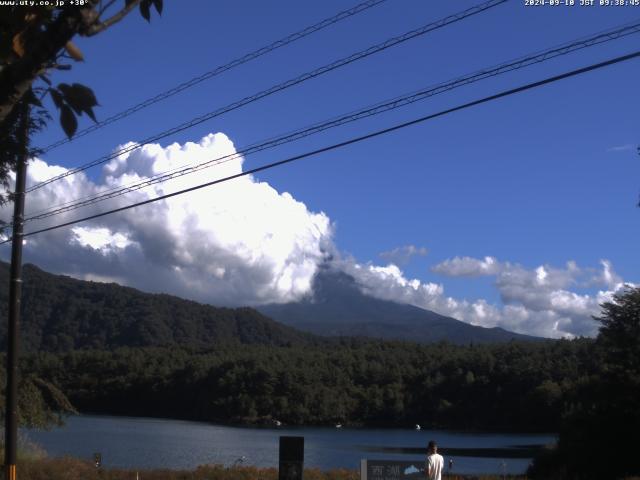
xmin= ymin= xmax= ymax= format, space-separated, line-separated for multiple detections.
xmin=24 ymin=415 xmax=555 ymax=475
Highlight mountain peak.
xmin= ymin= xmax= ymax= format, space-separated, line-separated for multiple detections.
xmin=307 ymin=267 xmax=372 ymax=304
xmin=258 ymin=269 xmax=542 ymax=344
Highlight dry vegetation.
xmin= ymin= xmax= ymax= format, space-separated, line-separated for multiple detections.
xmin=11 ymin=456 xmax=529 ymax=480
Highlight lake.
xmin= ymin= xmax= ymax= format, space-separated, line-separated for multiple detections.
xmin=23 ymin=415 xmax=555 ymax=475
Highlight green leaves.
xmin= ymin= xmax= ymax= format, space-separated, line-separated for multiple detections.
xmin=49 ymin=87 xmax=63 ymax=109
xmin=58 ymin=83 xmax=98 ymax=121
xmin=59 ymin=104 xmax=77 ymax=139
xmin=23 ymin=88 xmax=42 ymax=107
xmin=49 ymin=83 xmax=99 ymax=138
xmin=140 ymin=0 xmax=150 ymax=22
xmin=139 ymin=0 xmax=162 ymax=23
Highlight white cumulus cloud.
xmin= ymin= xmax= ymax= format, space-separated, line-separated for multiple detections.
xmin=341 ymin=255 xmax=632 ymax=338
xmin=0 ymin=133 xmax=333 ymax=306
xmin=71 ymin=226 xmax=133 ymax=254
xmin=431 ymin=256 xmax=501 ymax=277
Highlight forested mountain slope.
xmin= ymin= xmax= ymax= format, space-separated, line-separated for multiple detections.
xmin=0 ymin=262 xmax=318 ymax=351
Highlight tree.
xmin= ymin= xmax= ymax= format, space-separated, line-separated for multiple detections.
xmin=0 ymin=0 xmax=162 ymax=202
xmin=0 ymin=0 xmax=162 ymax=432
xmin=0 ymin=370 xmax=77 ymax=429
xmin=529 ymin=286 xmax=640 ymax=479
xmin=596 ymin=286 xmax=640 ymax=374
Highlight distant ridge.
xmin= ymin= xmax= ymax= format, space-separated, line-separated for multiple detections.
xmin=0 ymin=261 xmax=319 ymax=352
xmin=258 ymin=268 xmax=542 ymax=344
xmin=0 ymin=261 xmax=541 ymax=352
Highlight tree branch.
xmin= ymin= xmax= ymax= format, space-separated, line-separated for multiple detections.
xmin=0 ymin=11 xmax=83 ymax=126
xmin=0 ymin=1 xmax=137 ymax=127
xmin=84 ymin=0 xmax=141 ymax=37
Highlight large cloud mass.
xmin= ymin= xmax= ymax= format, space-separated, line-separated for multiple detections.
xmin=1 ymin=133 xmax=333 ymax=305
xmin=0 ymin=133 xmax=634 ymax=339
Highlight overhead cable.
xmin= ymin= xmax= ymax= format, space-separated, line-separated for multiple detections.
xmin=20 ymin=19 xmax=640 ymax=224
xmin=26 ymin=0 xmax=508 ymax=193
xmin=37 ymin=0 xmax=390 ymax=153
xmin=3 ymin=49 xmax=638 ymax=244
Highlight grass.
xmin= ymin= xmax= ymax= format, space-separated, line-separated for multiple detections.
xmin=4 ymin=456 xmax=530 ymax=480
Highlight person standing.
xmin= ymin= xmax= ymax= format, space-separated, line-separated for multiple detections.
xmin=426 ymin=440 xmax=444 ymax=480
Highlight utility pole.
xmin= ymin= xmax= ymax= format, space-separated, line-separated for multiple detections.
xmin=4 ymin=100 xmax=29 ymax=480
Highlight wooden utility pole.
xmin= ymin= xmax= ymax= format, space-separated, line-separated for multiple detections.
xmin=4 ymin=100 xmax=29 ymax=480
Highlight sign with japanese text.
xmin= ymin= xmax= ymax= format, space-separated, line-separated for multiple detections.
xmin=360 ymin=459 xmax=424 ymax=480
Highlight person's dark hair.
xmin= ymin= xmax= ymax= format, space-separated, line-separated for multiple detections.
xmin=428 ymin=440 xmax=437 ymax=453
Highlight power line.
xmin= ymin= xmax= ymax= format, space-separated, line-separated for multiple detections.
xmin=37 ymin=0 xmax=390 ymax=154
xmin=18 ymin=20 xmax=640 ymax=224
xmin=4 ymin=49 xmax=638 ymax=245
xmin=26 ymin=0 xmax=508 ymax=193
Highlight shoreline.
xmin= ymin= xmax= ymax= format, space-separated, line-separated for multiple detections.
xmin=67 ymin=411 xmax=559 ymax=436
xmin=23 ymin=414 xmax=549 ymax=476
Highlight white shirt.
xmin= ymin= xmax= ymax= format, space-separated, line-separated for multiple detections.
xmin=426 ymin=453 xmax=444 ymax=480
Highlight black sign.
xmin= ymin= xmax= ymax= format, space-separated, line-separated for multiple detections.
xmin=279 ymin=436 xmax=304 ymax=480
xmin=360 ymin=459 xmax=424 ymax=480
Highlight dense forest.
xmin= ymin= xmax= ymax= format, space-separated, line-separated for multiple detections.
xmin=0 ymin=262 xmax=320 ymax=351
xmin=17 ymin=338 xmax=594 ymax=432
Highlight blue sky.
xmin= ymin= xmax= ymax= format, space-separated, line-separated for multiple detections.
xmin=6 ymin=0 xmax=639 ymax=337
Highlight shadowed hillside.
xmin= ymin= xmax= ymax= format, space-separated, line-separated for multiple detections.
xmin=0 ymin=261 xmax=319 ymax=351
